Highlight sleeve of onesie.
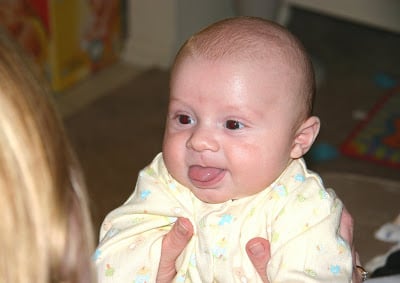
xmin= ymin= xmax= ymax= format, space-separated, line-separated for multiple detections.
xmin=93 ymin=161 xmax=188 ymax=283
xmin=266 ymin=178 xmax=353 ymax=283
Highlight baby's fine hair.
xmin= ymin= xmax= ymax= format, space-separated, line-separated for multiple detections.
xmin=171 ymin=16 xmax=316 ymax=119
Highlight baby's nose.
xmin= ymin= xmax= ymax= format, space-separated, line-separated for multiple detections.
xmin=186 ymin=126 xmax=219 ymax=152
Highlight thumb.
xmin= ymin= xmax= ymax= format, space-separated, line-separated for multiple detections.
xmin=157 ymin=217 xmax=194 ymax=283
xmin=246 ymin=237 xmax=271 ymax=283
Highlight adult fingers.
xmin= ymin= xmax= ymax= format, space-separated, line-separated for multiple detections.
xmin=340 ymin=207 xmax=354 ymax=246
xmin=156 ymin=217 xmax=194 ymax=283
xmin=246 ymin=237 xmax=271 ymax=283
xmin=340 ymin=207 xmax=363 ymax=282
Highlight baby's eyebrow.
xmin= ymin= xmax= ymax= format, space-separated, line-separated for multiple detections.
xmin=168 ymin=97 xmax=185 ymax=106
xmin=224 ymin=105 xmax=263 ymax=119
xmin=167 ymin=98 xmax=194 ymax=114
xmin=168 ymin=97 xmax=188 ymax=105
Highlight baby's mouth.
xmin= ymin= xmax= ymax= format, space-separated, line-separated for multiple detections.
xmin=188 ymin=165 xmax=225 ymax=188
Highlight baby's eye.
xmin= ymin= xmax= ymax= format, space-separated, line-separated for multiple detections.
xmin=225 ymin=120 xmax=244 ymax=130
xmin=178 ymin=114 xmax=194 ymax=125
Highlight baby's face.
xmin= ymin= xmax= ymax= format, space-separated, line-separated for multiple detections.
xmin=163 ymin=57 xmax=302 ymax=203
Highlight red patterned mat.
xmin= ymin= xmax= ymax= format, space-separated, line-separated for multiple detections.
xmin=341 ymin=86 xmax=400 ymax=168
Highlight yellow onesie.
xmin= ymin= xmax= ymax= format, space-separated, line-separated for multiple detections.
xmin=94 ymin=153 xmax=352 ymax=282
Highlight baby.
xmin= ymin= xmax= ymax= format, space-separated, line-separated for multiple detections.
xmin=95 ymin=17 xmax=353 ymax=282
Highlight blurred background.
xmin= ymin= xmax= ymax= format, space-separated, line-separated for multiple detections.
xmin=3 ymin=0 xmax=399 ymax=275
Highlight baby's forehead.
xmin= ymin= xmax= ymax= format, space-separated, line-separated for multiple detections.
xmin=175 ymin=55 xmax=302 ymax=97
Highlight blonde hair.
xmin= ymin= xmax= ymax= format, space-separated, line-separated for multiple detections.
xmin=171 ymin=16 xmax=315 ymax=119
xmin=0 ymin=30 xmax=95 ymax=282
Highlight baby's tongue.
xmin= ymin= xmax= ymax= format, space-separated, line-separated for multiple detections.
xmin=188 ymin=166 xmax=223 ymax=182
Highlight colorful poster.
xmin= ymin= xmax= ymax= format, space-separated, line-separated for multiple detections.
xmin=0 ymin=0 xmax=121 ymax=91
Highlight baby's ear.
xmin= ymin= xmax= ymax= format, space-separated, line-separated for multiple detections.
xmin=290 ymin=116 xmax=320 ymax=159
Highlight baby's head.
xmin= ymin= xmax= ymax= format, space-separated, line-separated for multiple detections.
xmin=172 ymin=16 xmax=316 ymax=122
xmin=163 ymin=17 xmax=320 ymax=203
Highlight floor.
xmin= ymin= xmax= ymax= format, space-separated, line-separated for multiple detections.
xmin=59 ymin=8 xmax=400 ymax=270
xmin=56 ymin=61 xmax=143 ymax=118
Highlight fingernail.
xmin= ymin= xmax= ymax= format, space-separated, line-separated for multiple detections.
xmin=177 ymin=218 xmax=189 ymax=236
xmin=249 ymin=242 xmax=265 ymax=258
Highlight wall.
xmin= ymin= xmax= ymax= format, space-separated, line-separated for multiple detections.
xmin=278 ymin=0 xmax=400 ymax=33
xmin=122 ymin=0 xmax=234 ymax=69
xmin=122 ymin=0 xmax=400 ymax=69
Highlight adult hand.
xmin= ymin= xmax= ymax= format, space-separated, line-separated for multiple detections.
xmin=245 ymin=237 xmax=271 ymax=282
xmin=244 ymin=207 xmax=361 ymax=283
xmin=341 ymin=207 xmax=363 ymax=283
xmin=156 ymin=217 xmax=272 ymax=283
xmin=157 ymin=209 xmax=361 ymax=283
xmin=157 ymin=218 xmax=194 ymax=283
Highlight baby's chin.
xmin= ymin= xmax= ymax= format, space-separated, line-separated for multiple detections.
xmin=190 ymin=187 xmax=238 ymax=204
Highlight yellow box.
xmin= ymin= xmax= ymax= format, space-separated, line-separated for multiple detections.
xmin=0 ymin=0 xmax=122 ymax=92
